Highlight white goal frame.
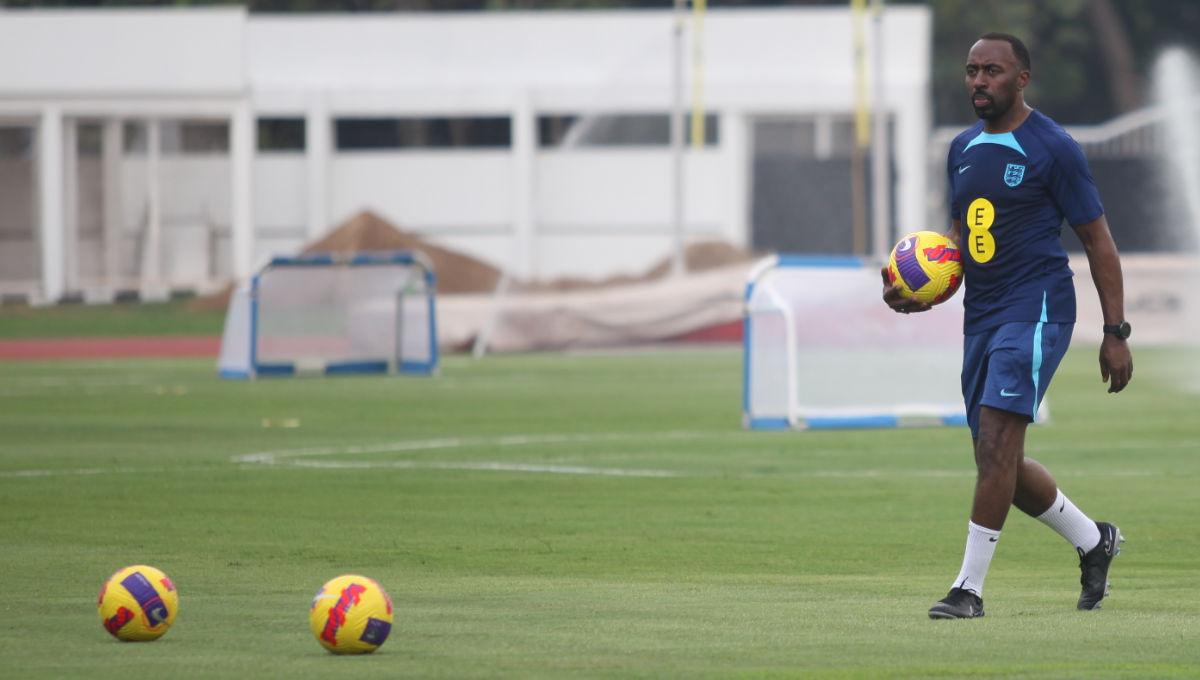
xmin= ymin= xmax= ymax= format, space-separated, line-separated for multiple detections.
xmin=218 ymin=250 xmax=438 ymax=379
xmin=742 ymin=254 xmax=970 ymax=430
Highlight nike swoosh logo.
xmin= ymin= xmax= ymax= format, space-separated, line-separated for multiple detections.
xmin=988 ymin=537 xmax=998 ymax=542
xmin=958 ymin=165 xmax=971 ymax=174
xmin=1000 ymin=388 xmax=1021 ymax=397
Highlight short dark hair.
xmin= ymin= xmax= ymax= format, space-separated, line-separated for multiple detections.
xmin=978 ymin=32 xmax=1031 ymax=72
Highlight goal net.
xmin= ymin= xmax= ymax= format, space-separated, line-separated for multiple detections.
xmin=743 ymin=255 xmax=968 ymax=429
xmin=218 ymin=251 xmax=437 ymax=378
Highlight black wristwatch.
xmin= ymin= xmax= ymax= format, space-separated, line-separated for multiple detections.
xmin=1102 ymin=321 xmax=1131 ymax=340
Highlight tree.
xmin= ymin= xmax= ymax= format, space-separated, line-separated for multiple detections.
xmin=926 ymin=0 xmax=1200 ymax=125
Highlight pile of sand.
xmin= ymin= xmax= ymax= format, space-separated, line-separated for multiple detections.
xmin=302 ymin=210 xmax=502 ymax=294
xmin=189 ymin=210 xmax=755 ymax=310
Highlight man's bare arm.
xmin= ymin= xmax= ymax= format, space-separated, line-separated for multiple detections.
xmin=1074 ymin=215 xmax=1133 ymax=393
xmin=945 ymin=218 xmax=962 ymax=247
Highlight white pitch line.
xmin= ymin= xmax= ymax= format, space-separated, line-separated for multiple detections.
xmin=231 ymin=431 xmax=708 ymax=478
xmin=283 ymin=458 xmax=681 ymax=477
xmin=0 ymin=468 xmax=109 ymax=478
xmin=231 ymin=431 xmax=709 ymax=465
xmin=2 ymin=431 xmax=1187 ymax=481
xmin=227 ymin=430 xmax=1178 ymax=480
xmin=233 ymin=431 xmax=1200 ymax=467
xmin=0 ymin=466 xmax=173 ymax=479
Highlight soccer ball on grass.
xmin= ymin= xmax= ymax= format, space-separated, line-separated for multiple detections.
xmin=97 ymin=564 xmax=178 ymax=641
xmin=309 ymin=574 xmax=393 ymax=654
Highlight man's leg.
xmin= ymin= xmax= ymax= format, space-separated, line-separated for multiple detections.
xmin=970 ymin=406 xmax=1028 ymax=529
xmin=1011 ymin=456 xmax=1057 ymax=516
xmin=929 ymin=406 xmax=1027 ymax=619
xmin=952 ymin=407 xmax=1028 ymax=591
xmin=1013 ymin=456 xmax=1121 ymax=609
xmin=1014 ymin=456 xmax=1100 ymax=551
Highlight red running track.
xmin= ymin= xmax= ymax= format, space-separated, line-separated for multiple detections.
xmin=0 ymin=336 xmax=221 ymax=361
xmin=0 ymin=321 xmax=743 ymax=361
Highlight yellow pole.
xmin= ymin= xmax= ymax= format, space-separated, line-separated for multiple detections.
xmin=851 ymin=0 xmax=870 ymax=149
xmin=689 ymin=0 xmax=706 ymax=148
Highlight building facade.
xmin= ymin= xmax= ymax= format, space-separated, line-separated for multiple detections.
xmin=0 ymin=6 xmax=931 ymax=302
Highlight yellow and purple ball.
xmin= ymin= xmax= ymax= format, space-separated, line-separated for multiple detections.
xmin=309 ymin=574 xmax=393 ymax=654
xmin=887 ymin=230 xmax=964 ymax=305
xmin=97 ymin=565 xmax=178 ymax=641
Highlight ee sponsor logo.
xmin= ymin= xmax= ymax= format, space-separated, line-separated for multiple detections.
xmin=966 ymin=197 xmax=996 ymax=263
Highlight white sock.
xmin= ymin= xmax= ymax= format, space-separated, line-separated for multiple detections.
xmin=1036 ymin=489 xmax=1101 ymax=553
xmin=950 ymin=521 xmax=1001 ymax=597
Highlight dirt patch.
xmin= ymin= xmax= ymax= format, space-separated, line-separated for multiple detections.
xmin=187 ymin=283 xmax=236 ymax=312
xmin=303 ymin=210 xmax=502 ymax=294
xmin=188 ymin=210 xmax=757 ymax=309
xmin=188 ymin=210 xmax=504 ymax=311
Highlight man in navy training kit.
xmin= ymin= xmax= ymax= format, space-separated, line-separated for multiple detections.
xmin=882 ymin=33 xmax=1134 ymax=619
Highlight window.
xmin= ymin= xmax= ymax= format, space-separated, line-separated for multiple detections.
xmin=258 ymin=118 xmax=305 ymax=152
xmin=124 ymin=121 xmax=229 ymax=154
xmin=76 ymin=123 xmax=102 ymax=157
xmin=335 ymin=117 xmax=511 ymax=150
xmin=0 ymin=127 xmax=33 ymax=159
xmin=538 ymin=113 xmax=719 ymax=147
xmin=173 ymin=122 xmax=229 ymax=153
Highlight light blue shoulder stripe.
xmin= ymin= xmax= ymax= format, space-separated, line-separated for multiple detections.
xmin=1031 ymin=292 xmax=1048 ymax=420
xmin=963 ymin=130 xmax=1027 ymax=157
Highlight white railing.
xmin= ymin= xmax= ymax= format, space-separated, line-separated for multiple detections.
xmin=926 ymin=96 xmax=1200 ymax=229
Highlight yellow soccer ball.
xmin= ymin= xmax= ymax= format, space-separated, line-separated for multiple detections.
xmin=886 ymin=230 xmax=964 ymax=305
xmin=309 ymin=574 xmax=393 ymax=654
xmin=97 ymin=565 xmax=178 ymax=641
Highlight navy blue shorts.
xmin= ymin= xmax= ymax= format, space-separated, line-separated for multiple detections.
xmin=962 ymin=321 xmax=1073 ymax=439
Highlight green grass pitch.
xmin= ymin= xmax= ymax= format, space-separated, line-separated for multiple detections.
xmin=1 ymin=346 xmax=1198 ymax=678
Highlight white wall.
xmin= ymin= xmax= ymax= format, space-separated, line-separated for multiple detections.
xmin=246 ymin=8 xmax=929 ymax=113
xmin=246 ymin=7 xmax=931 ymax=247
xmin=226 ymin=149 xmax=730 ymax=279
xmin=0 ymin=9 xmax=246 ymax=96
xmin=0 ymin=149 xmax=732 ymax=284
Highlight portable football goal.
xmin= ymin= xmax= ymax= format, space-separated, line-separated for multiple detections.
xmin=742 ymin=254 xmax=970 ymax=429
xmin=218 ymin=251 xmax=437 ymax=379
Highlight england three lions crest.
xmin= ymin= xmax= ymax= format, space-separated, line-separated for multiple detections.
xmin=1004 ymin=163 xmax=1026 ymax=187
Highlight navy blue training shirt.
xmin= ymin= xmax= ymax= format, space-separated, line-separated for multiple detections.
xmin=947 ymin=109 xmax=1104 ymax=335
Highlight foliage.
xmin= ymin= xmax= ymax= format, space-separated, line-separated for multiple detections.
xmin=932 ymin=0 xmax=1103 ymax=125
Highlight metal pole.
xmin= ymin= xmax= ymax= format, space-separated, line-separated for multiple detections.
xmin=230 ymin=102 xmax=255 ymax=280
xmin=305 ymin=94 xmax=330 ymax=240
xmin=144 ymin=118 xmax=162 ymax=295
xmin=512 ymin=91 xmax=536 ymax=280
xmin=37 ymin=106 xmax=65 ymax=304
xmin=62 ymin=117 xmax=79 ymax=297
xmin=670 ymin=0 xmax=686 ymax=276
xmin=101 ymin=119 xmax=124 ymax=294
